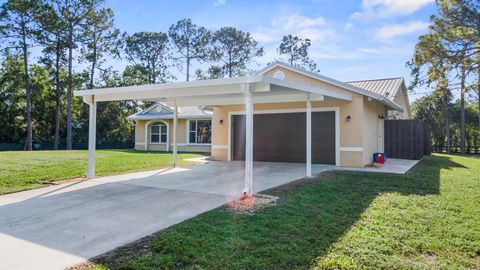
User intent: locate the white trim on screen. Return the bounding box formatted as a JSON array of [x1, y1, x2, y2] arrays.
[[135, 142, 145, 145], [166, 92, 325, 107], [75, 76, 261, 96], [173, 105, 178, 166], [244, 86, 254, 194], [128, 103, 173, 120], [339, 147, 364, 152], [86, 96, 96, 178], [168, 143, 211, 147], [212, 144, 228, 149], [306, 99, 312, 177], [227, 106, 340, 166], [145, 120, 169, 151]]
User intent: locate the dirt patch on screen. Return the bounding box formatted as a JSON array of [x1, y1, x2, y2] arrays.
[[226, 193, 278, 214], [42, 177, 85, 186]]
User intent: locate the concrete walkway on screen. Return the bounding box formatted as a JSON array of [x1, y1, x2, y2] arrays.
[[334, 158, 419, 174], [0, 161, 330, 270]]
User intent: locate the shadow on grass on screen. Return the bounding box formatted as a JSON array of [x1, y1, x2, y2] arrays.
[[88, 155, 465, 270]]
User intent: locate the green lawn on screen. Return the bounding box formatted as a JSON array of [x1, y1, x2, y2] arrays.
[[0, 149, 202, 195], [91, 154, 480, 270]]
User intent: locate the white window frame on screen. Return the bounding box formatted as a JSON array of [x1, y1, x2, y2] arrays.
[[187, 119, 212, 145], [150, 122, 168, 144]]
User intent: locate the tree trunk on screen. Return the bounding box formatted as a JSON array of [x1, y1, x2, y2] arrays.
[[186, 45, 190, 81], [186, 57, 190, 82], [22, 23, 32, 151], [89, 35, 97, 89], [445, 101, 451, 154], [66, 23, 73, 150], [151, 60, 156, 84], [54, 38, 61, 150], [477, 70, 480, 129], [228, 52, 232, 78], [460, 66, 466, 154]]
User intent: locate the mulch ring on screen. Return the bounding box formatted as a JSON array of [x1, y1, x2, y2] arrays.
[[226, 193, 279, 214]]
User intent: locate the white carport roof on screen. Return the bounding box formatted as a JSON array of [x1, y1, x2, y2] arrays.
[[74, 72, 403, 113], [74, 75, 354, 105]]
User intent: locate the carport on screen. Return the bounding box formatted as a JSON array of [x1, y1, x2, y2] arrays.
[[74, 75, 352, 194]]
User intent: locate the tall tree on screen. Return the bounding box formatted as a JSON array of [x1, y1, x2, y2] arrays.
[[410, 31, 454, 152], [82, 7, 120, 89], [123, 32, 170, 84], [0, 52, 27, 146], [53, 0, 101, 150], [278, 35, 319, 72], [37, 4, 68, 150], [194, 65, 223, 80], [211, 27, 263, 78], [411, 0, 480, 153], [433, 0, 480, 153], [0, 0, 42, 150], [168, 18, 211, 81]]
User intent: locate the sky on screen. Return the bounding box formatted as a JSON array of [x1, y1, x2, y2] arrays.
[[106, 0, 437, 100]]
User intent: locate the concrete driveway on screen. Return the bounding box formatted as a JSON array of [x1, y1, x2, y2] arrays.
[[0, 161, 330, 270]]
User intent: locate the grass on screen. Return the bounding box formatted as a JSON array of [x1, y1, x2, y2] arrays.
[[0, 149, 202, 195], [91, 154, 480, 270]]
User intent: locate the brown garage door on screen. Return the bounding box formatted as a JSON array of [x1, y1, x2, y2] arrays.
[[232, 112, 335, 164]]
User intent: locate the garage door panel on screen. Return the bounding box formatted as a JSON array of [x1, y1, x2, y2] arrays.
[[312, 111, 336, 164], [232, 111, 335, 164]]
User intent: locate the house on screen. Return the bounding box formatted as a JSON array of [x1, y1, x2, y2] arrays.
[[127, 62, 411, 168], [75, 61, 410, 194], [127, 104, 212, 153]]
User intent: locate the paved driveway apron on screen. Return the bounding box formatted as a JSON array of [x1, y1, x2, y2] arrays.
[[0, 161, 331, 270]]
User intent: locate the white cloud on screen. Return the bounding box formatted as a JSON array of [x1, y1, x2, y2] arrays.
[[375, 21, 429, 39], [352, 0, 434, 19], [344, 22, 354, 31], [213, 0, 225, 7], [252, 13, 335, 43]]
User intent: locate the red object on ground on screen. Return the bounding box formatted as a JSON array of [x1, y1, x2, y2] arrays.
[[376, 155, 385, 164]]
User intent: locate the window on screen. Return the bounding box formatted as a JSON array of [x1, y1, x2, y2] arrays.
[[150, 122, 167, 143], [188, 120, 211, 144]]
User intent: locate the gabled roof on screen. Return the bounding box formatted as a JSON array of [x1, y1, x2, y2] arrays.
[[127, 103, 212, 121], [257, 61, 403, 112], [347, 78, 404, 101]]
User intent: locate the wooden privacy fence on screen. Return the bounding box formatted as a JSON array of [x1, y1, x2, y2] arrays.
[[384, 120, 431, 160]]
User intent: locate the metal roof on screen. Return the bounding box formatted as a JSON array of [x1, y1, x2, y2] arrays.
[[346, 78, 404, 101], [257, 61, 403, 112]]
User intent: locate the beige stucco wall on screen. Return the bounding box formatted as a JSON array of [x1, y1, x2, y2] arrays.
[[133, 119, 210, 153], [362, 97, 388, 164], [389, 87, 411, 119], [211, 66, 371, 167]]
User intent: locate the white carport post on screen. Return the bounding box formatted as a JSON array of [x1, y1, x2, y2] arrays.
[[244, 83, 254, 195], [173, 103, 178, 167], [306, 97, 312, 177], [85, 95, 96, 178]]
